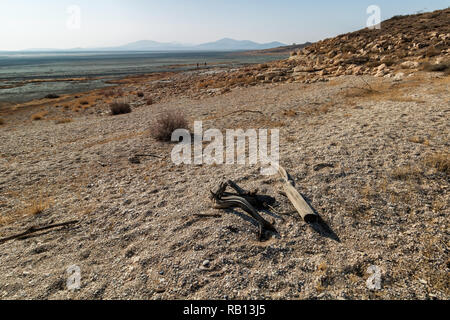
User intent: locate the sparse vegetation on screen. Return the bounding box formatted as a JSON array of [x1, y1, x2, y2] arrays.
[[282, 109, 297, 117], [424, 152, 450, 174], [408, 136, 430, 145], [0, 118, 4, 125], [137, 91, 144, 98], [110, 102, 132, 115], [425, 48, 441, 57], [151, 110, 188, 141], [103, 89, 116, 97], [31, 111, 48, 121], [55, 118, 73, 124], [391, 165, 422, 180], [104, 88, 123, 98], [422, 60, 450, 75], [25, 196, 52, 216]]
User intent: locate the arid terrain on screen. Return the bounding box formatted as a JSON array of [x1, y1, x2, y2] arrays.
[[0, 9, 448, 300]]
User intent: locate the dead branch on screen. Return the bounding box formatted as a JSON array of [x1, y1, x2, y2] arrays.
[[210, 181, 277, 241], [277, 165, 318, 223], [0, 220, 79, 244], [225, 179, 275, 209]]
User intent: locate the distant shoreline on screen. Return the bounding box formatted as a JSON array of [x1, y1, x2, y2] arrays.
[[0, 51, 288, 104]]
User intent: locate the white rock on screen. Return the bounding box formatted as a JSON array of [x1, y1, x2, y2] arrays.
[[401, 61, 419, 69], [377, 64, 387, 71], [393, 72, 405, 81]]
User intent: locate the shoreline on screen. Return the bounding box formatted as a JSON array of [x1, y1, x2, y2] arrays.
[[0, 51, 289, 105]]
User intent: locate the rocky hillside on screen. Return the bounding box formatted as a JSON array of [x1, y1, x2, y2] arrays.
[[193, 8, 449, 88], [283, 8, 450, 82]]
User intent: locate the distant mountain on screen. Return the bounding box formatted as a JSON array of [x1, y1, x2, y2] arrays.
[[21, 38, 286, 52], [106, 40, 188, 51], [192, 38, 286, 51]]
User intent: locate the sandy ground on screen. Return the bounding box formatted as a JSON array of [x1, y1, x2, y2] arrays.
[[0, 71, 448, 300]]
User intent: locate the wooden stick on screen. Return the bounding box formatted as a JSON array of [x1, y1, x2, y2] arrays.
[[0, 220, 79, 244], [277, 165, 318, 223]]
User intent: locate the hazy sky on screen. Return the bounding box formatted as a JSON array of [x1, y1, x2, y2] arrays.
[[1, 0, 449, 50]]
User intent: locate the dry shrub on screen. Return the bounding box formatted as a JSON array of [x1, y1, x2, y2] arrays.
[[408, 136, 429, 145], [115, 88, 124, 97], [31, 111, 48, 121], [146, 98, 154, 105], [425, 48, 441, 57], [151, 110, 188, 141], [258, 64, 269, 70], [382, 59, 396, 67], [343, 77, 427, 103], [0, 118, 4, 125], [137, 91, 144, 98], [424, 152, 450, 174], [110, 102, 131, 115], [55, 118, 73, 124], [103, 89, 116, 97], [391, 165, 422, 180], [422, 60, 450, 74], [25, 196, 52, 216], [104, 88, 123, 98], [197, 74, 255, 90], [283, 109, 297, 117], [80, 100, 89, 105]]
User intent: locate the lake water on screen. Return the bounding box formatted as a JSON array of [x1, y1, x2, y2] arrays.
[[0, 51, 287, 103]]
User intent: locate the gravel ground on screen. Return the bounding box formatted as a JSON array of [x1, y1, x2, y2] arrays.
[[0, 72, 448, 300]]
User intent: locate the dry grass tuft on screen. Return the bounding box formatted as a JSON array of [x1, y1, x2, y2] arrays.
[[55, 118, 73, 124], [391, 165, 422, 180], [343, 77, 428, 103], [25, 196, 52, 216], [432, 196, 447, 212], [408, 136, 430, 145], [110, 102, 132, 115], [283, 109, 297, 117], [31, 111, 48, 121], [422, 60, 450, 75], [424, 152, 450, 174], [151, 110, 188, 142], [103, 89, 116, 97]]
